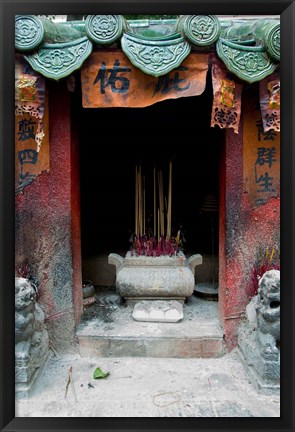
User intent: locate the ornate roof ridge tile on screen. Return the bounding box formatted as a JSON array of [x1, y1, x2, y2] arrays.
[[15, 15, 85, 52], [216, 37, 278, 83], [85, 15, 124, 45], [121, 32, 191, 77], [15, 15, 280, 82], [24, 36, 93, 80], [177, 15, 221, 47]]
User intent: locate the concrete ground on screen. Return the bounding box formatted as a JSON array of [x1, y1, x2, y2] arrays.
[[15, 347, 280, 417]]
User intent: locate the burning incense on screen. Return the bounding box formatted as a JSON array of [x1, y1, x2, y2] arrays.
[[160, 171, 164, 236], [135, 166, 138, 236], [167, 160, 172, 238], [158, 208, 160, 241], [143, 176, 145, 236], [158, 171, 163, 236], [139, 166, 142, 236], [153, 168, 156, 237]]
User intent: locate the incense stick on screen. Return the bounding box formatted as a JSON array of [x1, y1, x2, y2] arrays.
[[167, 160, 172, 238], [154, 168, 156, 237], [143, 176, 145, 236], [135, 166, 138, 236]]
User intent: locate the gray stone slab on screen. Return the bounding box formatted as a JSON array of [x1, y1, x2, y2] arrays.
[[76, 294, 225, 358], [132, 300, 183, 322], [77, 294, 223, 339], [78, 335, 224, 358]]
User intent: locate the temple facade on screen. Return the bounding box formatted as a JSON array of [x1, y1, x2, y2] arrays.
[[15, 15, 280, 353]]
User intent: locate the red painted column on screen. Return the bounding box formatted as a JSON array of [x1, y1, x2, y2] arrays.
[[71, 98, 83, 324], [219, 124, 280, 350], [15, 80, 83, 352]]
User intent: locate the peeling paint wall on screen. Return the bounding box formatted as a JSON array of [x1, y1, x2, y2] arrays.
[[15, 80, 82, 353], [218, 92, 280, 350]]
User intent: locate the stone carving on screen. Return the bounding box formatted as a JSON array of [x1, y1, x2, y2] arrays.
[[15, 277, 49, 398], [15, 15, 44, 52], [132, 300, 183, 322], [85, 15, 124, 45], [256, 269, 280, 359], [121, 33, 191, 77], [180, 15, 221, 46], [238, 269, 280, 393], [216, 38, 278, 83], [108, 252, 202, 302], [24, 37, 93, 80]]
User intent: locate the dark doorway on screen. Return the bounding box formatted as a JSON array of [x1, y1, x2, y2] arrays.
[[75, 70, 224, 289]]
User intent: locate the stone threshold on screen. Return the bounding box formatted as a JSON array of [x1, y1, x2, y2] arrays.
[[76, 292, 225, 359]]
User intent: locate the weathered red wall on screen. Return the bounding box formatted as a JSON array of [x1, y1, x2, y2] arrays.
[[15, 80, 82, 352], [219, 123, 280, 351], [71, 94, 83, 324]]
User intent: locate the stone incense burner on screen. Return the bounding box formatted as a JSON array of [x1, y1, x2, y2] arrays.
[[108, 252, 202, 303]]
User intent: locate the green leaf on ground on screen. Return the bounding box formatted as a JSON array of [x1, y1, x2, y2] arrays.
[[93, 367, 110, 379]]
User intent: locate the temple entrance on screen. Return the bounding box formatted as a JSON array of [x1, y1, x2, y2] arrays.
[[77, 70, 224, 297], [73, 70, 226, 357]]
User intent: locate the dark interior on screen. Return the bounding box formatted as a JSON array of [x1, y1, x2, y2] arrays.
[[73, 69, 224, 272]]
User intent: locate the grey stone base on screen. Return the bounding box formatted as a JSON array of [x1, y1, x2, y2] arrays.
[[15, 350, 52, 399], [15, 330, 50, 399], [238, 323, 280, 395], [126, 297, 185, 306], [132, 300, 183, 322], [78, 335, 225, 358]]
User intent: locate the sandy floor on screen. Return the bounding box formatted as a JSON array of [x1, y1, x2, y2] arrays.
[[15, 348, 280, 418]]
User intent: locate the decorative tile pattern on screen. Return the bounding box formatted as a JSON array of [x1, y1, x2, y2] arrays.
[[216, 38, 278, 83], [182, 15, 221, 46], [85, 15, 123, 45], [121, 33, 191, 77], [24, 37, 93, 80], [15, 15, 44, 52]]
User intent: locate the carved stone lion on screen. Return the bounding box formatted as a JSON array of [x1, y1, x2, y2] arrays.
[[256, 269, 280, 359], [15, 277, 49, 397]]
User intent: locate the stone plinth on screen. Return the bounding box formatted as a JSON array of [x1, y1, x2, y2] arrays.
[[237, 270, 280, 394], [238, 322, 280, 394], [15, 277, 50, 398]]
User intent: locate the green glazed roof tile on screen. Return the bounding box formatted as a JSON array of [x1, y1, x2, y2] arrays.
[[15, 15, 280, 82], [15, 15, 44, 52], [177, 15, 221, 46], [24, 37, 93, 80], [121, 32, 191, 77], [216, 38, 278, 83], [85, 15, 124, 45]]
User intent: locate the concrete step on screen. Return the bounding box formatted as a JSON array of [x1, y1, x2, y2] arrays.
[[76, 293, 225, 359]]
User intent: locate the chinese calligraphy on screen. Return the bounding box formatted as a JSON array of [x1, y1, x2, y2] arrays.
[[92, 61, 192, 97], [153, 66, 190, 95], [255, 147, 277, 193], [17, 117, 36, 141], [93, 59, 131, 94], [18, 149, 38, 183], [256, 120, 277, 141], [255, 147, 276, 168]]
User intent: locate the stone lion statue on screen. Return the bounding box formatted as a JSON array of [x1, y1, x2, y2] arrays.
[[256, 269, 280, 359]]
